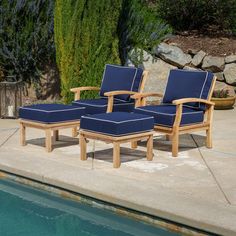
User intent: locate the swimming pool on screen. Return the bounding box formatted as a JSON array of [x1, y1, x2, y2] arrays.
[[0, 179, 179, 236]]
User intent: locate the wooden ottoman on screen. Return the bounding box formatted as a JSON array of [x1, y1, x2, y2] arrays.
[[19, 104, 86, 152], [79, 112, 154, 168]]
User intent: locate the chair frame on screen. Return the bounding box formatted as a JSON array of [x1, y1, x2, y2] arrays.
[[70, 70, 149, 136], [131, 76, 217, 157]]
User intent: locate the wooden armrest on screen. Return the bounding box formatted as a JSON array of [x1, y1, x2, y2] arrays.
[[70, 86, 100, 100], [104, 90, 137, 97], [173, 98, 215, 106], [131, 92, 163, 99], [70, 86, 100, 93]]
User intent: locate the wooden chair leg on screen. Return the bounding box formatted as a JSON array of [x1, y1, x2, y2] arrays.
[[45, 129, 52, 152], [53, 130, 59, 142], [172, 130, 179, 157], [113, 142, 120, 168], [206, 126, 212, 148], [146, 135, 153, 161], [131, 141, 138, 149], [72, 127, 78, 137], [80, 134, 87, 160], [20, 123, 26, 146]]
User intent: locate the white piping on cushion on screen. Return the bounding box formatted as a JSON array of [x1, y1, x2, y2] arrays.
[[21, 119, 81, 124], [154, 121, 203, 128], [130, 67, 138, 92], [81, 116, 153, 124], [81, 129, 153, 137], [73, 101, 134, 107], [20, 107, 85, 113], [135, 107, 203, 116], [99, 96, 130, 103]]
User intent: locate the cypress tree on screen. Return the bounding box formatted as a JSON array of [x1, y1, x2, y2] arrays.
[[54, 0, 121, 103]]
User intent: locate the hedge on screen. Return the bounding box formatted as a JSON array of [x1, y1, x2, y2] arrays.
[[54, 0, 122, 103]]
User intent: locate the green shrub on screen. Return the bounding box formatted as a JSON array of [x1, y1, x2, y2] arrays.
[[119, 0, 172, 65], [54, 0, 122, 103], [0, 0, 55, 83], [157, 0, 236, 33]]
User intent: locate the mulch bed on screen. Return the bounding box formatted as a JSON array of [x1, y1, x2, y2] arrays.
[[166, 34, 236, 57]]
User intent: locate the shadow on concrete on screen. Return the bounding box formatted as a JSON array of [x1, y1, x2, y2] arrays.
[[87, 147, 146, 164], [27, 135, 78, 150], [137, 134, 206, 153]]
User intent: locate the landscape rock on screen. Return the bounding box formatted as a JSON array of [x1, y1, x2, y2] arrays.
[[223, 63, 236, 85], [214, 72, 224, 82], [154, 43, 192, 68], [225, 55, 236, 64], [187, 48, 199, 56], [202, 56, 225, 72], [191, 50, 206, 67], [142, 52, 177, 101], [183, 66, 200, 71], [214, 81, 236, 97]]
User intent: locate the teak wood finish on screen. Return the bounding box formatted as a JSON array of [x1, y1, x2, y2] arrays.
[[70, 70, 149, 137], [79, 130, 154, 168], [19, 119, 81, 152], [131, 76, 217, 157]]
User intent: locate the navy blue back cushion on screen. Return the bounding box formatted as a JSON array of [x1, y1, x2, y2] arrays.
[[100, 64, 143, 101], [163, 69, 214, 110]]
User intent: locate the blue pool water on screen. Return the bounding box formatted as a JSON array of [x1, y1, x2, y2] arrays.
[[0, 179, 180, 236]]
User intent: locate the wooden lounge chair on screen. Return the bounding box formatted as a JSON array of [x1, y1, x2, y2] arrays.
[[132, 69, 216, 157], [70, 64, 148, 136]]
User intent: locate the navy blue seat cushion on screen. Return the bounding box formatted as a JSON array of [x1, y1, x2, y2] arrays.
[[134, 105, 204, 127], [163, 69, 214, 110], [99, 64, 143, 101], [19, 104, 86, 123], [72, 98, 135, 115], [80, 112, 154, 136]]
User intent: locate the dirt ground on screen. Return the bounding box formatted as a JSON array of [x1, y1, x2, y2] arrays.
[[166, 34, 236, 56]]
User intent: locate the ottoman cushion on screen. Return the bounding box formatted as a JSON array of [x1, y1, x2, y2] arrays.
[[19, 104, 86, 123], [80, 112, 154, 136]]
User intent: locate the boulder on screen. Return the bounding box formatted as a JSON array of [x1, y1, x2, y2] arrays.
[[191, 50, 206, 67], [223, 63, 236, 85], [154, 43, 192, 68], [142, 51, 177, 102], [214, 81, 235, 97], [225, 55, 236, 64], [183, 66, 200, 71], [214, 72, 224, 82], [202, 56, 225, 72], [187, 48, 199, 56]]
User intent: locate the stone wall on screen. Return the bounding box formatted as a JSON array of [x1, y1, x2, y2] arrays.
[[138, 42, 236, 101]]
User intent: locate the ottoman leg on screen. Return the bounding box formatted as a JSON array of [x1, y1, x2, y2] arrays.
[[80, 134, 87, 160], [72, 127, 78, 137], [45, 129, 52, 152], [113, 142, 120, 168], [131, 141, 138, 149], [53, 130, 59, 142], [20, 123, 26, 146], [146, 135, 153, 161]]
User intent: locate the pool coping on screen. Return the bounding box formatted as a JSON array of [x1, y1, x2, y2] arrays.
[[0, 162, 235, 236]]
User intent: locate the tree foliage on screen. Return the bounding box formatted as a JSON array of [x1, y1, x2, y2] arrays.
[[54, 0, 122, 103], [0, 0, 55, 82], [157, 0, 236, 33], [119, 0, 172, 65]]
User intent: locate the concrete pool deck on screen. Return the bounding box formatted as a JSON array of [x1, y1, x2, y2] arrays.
[[0, 108, 236, 235]]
